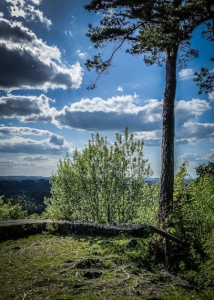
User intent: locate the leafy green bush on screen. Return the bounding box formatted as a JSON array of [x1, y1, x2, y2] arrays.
[[171, 162, 214, 290], [172, 162, 214, 244], [44, 127, 158, 223], [0, 196, 28, 220]]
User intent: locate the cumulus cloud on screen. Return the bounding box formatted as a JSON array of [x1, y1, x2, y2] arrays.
[[0, 136, 69, 155], [0, 94, 212, 147], [53, 96, 212, 144], [5, 0, 51, 27], [175, 99, 211, 126], [0, 18, 83, 91], [0, 94, 56, 122], [178, 68, 194, 80], [176, 121, 214, 144], [0, 126, 70, 155], [134, 130, 161, 146], [54, 96, 162, 131], [25, 5, 52, 27], [0, 126, 50, 136]]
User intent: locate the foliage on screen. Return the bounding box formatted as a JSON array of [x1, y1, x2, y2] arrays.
[[45, 127, 158, 223], [172, 162, 214, 244], [134, 181, 159, 225], [171, 162, 214, 290], [195, 161, 214, 178], [194, 57, 214, 95], [85, 0, 213, 85], [0, 195, 28, 221]]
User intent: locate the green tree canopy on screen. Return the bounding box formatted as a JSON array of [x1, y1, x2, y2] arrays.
[[45, 127, 158, 223]]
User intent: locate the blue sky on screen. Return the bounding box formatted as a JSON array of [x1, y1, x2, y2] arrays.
[[0, 0, 213, 178]]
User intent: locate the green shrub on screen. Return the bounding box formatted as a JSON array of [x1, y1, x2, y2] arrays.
[[44, 127, 157, 223], [0, 196, 28, 220], [171, 162, 214, 290]]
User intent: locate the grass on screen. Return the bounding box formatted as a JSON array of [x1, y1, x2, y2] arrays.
[[0, 233, 213, 300]]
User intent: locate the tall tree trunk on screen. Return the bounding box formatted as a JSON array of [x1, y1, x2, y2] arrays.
[[158, 46, 178, 267]]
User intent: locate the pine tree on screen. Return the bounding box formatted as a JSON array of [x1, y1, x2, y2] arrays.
[[84, 0, 214, 230]]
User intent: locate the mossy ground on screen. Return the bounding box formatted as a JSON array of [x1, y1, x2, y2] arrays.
[[0, 233, 212, 300]]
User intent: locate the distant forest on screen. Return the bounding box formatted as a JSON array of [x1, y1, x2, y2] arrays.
[[0, 178, 51, 215]]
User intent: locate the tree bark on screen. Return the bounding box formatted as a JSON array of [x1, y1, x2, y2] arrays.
[[158, 46, 178, 267], [158, 47, 178, 229]]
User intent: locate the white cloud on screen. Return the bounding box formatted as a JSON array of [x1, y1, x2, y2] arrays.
[[0, 125, 72, 148], [0, 19, 84, 91], [0, 136, 70, 155], [117, 86, 123, 93], [0, 94, 57, 122], [54, 96, 162, 131], [176, 99, 210, 116], [64, 30, 72, 37], [53, 96, 213, 146], [0, 93, 213, 148], [178, 68, 194, 80], [0, 126, 50, 136], [134, 130, 161, 146], [6, 0, 51, 27], [53, 95, 214, 145], [26, 5, 52, 27], [176, 121, 214, 144], [10, 5, 26, 17], [30, 0, 42, 5], [76, 49, 87, 59], [179, 149, 214, 163], [175, 99, 211, 127], [0, 126, 71, 155], [180, 153, 204, 161], [54, 95, 211, 131]]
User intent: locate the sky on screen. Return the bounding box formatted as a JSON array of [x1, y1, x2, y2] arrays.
[[0, 0, 213, 178]]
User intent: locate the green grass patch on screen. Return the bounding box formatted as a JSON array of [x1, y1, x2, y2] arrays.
[[0, 234, 211, 300]]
